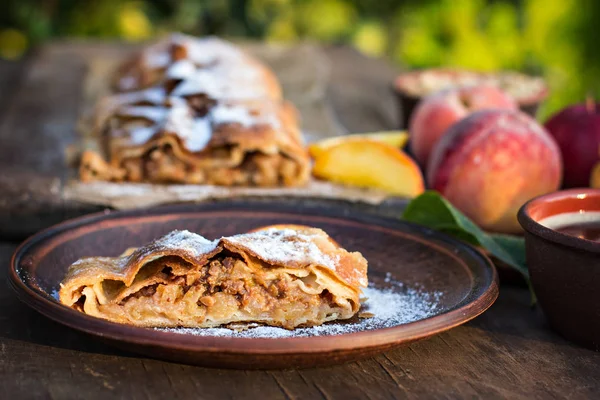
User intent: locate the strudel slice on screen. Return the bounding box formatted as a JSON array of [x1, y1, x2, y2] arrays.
[[58, 226, 368, 329]]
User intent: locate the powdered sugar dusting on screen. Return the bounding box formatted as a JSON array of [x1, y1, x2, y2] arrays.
[[129, 126, 160, 144], [166, 59, 197, 80], [179, 35, 244, 65], [118, 99, 280, 152], [171, 70, 229, 98], [153, 230, 217, 257], [161, 99, 212, 152], [140, 34, 243, 71], [144, 51, 171, 69], [156, 284, 443, 338], [114, 87, 167, 106], [171, 68, 269, 100], [211, 103, 261, 127], [209, 102, 280, 130], [225, 227, 338, 270], [100, 34, 286, 154], [187, 118, 213, 151], [118, 105, 169, 123]]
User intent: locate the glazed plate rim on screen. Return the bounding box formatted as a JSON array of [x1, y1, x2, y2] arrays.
[[9, 200, 499, 355]]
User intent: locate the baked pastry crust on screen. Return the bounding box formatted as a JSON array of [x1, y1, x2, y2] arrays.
[[80, 34, 310, 187], [80, 96, 310, 185], [113, 33, 282, 100], [58, 226, 368, 329]]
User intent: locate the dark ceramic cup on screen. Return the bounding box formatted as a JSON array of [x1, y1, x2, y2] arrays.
[[518, 188, 600, 350]]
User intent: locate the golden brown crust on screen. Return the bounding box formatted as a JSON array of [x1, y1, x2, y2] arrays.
[[59, 226, 368, 329]]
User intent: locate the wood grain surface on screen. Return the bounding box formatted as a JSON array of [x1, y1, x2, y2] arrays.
[[2, 42, 600, 399], [2, 242, 599, 399], [0, 48, 104, 239]]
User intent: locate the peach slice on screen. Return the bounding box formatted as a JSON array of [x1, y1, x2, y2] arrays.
[[309, 131, 408, 159], [312, 139, 425, 198]]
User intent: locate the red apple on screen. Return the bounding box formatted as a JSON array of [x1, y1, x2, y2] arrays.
[[544, 100, 600, 188], [428, 109, 562, 233], [591, 159, 600, 188], [409, 85, 517, 167]]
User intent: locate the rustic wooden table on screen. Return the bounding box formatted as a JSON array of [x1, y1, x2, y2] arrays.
[[1, 42, 599, 399]]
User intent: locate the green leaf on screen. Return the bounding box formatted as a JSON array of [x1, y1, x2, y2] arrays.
[[402, 191, 528, 278], [489, 233, 527, 268]]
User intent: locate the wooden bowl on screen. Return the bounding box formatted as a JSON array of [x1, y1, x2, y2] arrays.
[[392, 68, 548, 129], [10, 199, 498, 369], [518, 188, 600, 350]]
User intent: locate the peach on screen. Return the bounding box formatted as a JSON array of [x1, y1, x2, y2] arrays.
[[311, 138, 425, 198], [409, 85, 517, 167], [427, 109, 562, 233]]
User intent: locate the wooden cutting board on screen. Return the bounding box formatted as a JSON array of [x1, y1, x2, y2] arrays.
[[0, 41, 404, 239]]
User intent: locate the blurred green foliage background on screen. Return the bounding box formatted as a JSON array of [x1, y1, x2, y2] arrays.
[[0, 0, 597, 120]]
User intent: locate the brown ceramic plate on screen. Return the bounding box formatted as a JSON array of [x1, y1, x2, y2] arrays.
[[9, 199, 498, 369]]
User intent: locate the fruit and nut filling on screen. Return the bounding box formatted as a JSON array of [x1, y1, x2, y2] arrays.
[[82, 140, 301, 186], [121, 145, 300, 185], [79, 255, 344, 329]]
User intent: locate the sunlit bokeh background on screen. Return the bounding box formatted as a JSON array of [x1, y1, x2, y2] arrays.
[[1, 0, 597, 119]]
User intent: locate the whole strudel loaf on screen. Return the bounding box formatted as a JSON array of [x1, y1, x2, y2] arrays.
[[80, 34, 310, 187]]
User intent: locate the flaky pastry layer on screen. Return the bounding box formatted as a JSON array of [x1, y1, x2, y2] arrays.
[[80, 98, 310, 186], [59, 226, 368, 329]]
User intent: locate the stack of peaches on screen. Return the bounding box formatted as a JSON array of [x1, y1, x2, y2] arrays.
[[310, 69, 600, 235]]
